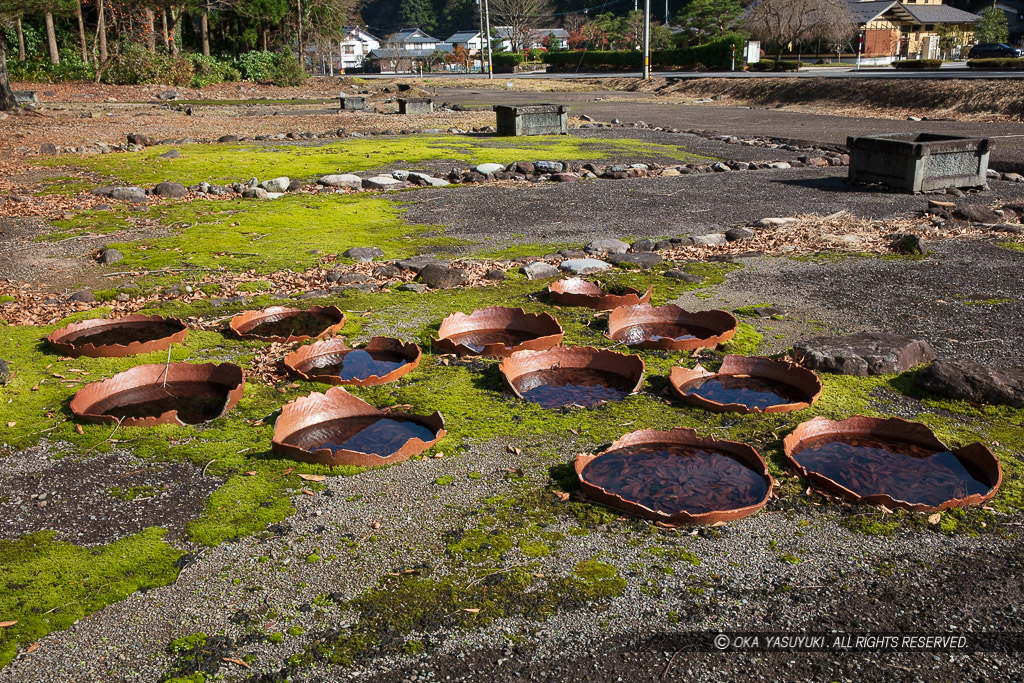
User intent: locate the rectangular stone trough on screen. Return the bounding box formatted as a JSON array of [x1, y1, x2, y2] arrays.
[[847, 133, 991, 193], [494, 104, 569, 136], [339, 95, 366, 111], [398, 98, 433, 114]]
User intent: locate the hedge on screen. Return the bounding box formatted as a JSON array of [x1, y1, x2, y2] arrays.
[[893, 59, 942, 70], [543, 33, 745, 71], [491, 52, 527, 67], [967, 58, 1024, 69], [747, 60, 802, 72]]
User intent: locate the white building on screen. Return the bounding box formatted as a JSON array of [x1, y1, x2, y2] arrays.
[[339, 27, 381, 70], [447, 30, 485, 52]]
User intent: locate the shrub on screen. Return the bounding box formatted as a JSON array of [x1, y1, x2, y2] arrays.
[[491, 52, 526, 67], [747, 59, 802, 72], [101, 44, 194, 85], [8, 56, 95, 83], [894, 59, 942, 70], [236, 51, 279, 81], [187, 54, 241, 87], [543, 33, 744, 71], [236, 51, 306, 85], [966, 57, 1024, 69], [267, 53, 306, 86]]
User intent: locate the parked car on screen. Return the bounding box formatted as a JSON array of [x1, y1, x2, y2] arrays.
[[967, 43, 1023, 59]]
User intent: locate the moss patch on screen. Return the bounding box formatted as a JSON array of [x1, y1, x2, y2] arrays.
[[54, 135, 718, 187], [0, 528, 181, 667]]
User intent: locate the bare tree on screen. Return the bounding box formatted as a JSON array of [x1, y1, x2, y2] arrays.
[[490, 0, 550, 52], [744, 0, 854, 61]]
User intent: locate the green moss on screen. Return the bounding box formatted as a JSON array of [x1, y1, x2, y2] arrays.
[[55, 135, 717, 186], [733, 303, 772, 317], [962, 298, 1014, 306], [0, 295, 14, 304], [0, 528, 181, 667], [998, 241, 1024, 254], [402, 639, 426, 656], [287, 626, 304, 636], [306, 553, 321, 563], [518, 540, 551, 557], [435, 475, 455, 486], [187, 473, 294, 546], [778, 553, 802, 564], [168, 632, 208, 654], [107, 484, 157, 501], [720, 322, 763, 355], [572, 559, 626, 598], [269, 632, 284, 644], [467, 471, 483, 480]]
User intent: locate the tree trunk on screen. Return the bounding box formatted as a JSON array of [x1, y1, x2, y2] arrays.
[[16, 17, 26, 61], [45, 12, 60, 65], [296, 0, 303, 66], [262, 29, 268, 52], [97, 0, 108, 63], [201, 5, 210, 57], [0, 39, 17, 111], [169, 7, 180, 56], [76, 1, 89, 62], [161, 11, 170, 50], [145, 9, 156, 51]]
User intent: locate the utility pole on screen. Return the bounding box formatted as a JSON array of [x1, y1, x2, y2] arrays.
[[478, 0, 486, 75], [643, 0, 651, 79], [483, 0, 494, 79]]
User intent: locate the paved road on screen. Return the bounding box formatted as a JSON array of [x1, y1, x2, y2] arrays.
[[356, 66, 1024, 80], [432, 88, 1024, 171]]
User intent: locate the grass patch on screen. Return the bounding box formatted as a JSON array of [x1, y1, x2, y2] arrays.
[[51, 135, 717, 187], [0, 528, 181, 667]]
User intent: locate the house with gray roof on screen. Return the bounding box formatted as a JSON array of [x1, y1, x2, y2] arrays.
[[846, 0, 979, 59]]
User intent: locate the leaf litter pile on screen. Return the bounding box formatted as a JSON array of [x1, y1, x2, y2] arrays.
[[582, 444, 768, 516]]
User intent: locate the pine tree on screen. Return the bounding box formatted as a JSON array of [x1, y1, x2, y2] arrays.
[[398, 0, 438, 33]]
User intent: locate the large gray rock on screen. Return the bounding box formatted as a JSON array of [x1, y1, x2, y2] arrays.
[[664, 269, 702, 283], [260, 177, 290, 193], [127, 133, 155, 147], [344, 246, 384, 262], [791, 333, 935, 376], [159, 150, 181, 160], [396, 256, 446, 273], [915, 359, 1024, 407], [520, 262, 559, 280], [99, 248, 123, 265], [109, 187, 148, 203], [407, 172, 449, 187], [560, 258, 611, 275], [692, 233, 728, 247], [534, 160, 563, 173], [153, 182, 187, 198], [584, 239, 630, 256], [418, 263, 468, 289], [608, 252, 662, 269], [242, 187, 269, 200], [69, 290, 95, 303], [318, 174, 363, 190]]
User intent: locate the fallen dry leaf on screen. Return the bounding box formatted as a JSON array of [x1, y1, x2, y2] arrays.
[[243, 470, 257, 476], [75, 424, 84, 435], [0, 621, 17, 628], [297, 473, 325, 482], [553, 491, 570, 502], [300, 488, 314, 496], [462, 608, 481, 614], [928, 513, 942, 525], [25, 643, 40, 654], [6, 422, 14, 428], [222, 657, 250, 669]]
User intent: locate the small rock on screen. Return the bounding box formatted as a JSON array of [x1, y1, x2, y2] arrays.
[[398, 283, 429, 293], [344, 247, 384, 262], [692, 233, 728, 247], [158, 149, 181, 160], [608, 252, 663, 269], [584, 238, 630, 256], [242, 187, 269, 199], [373, 264, 401, 279], [153, 181, 187, 198], [915, 359, 1024, 407], [99, 248, 123, 265], [260, 177, 290, 193], [519, 262, 559, 280], [560, 258, 612, 275], [752, 217, 798, 229], [109, 187, 148, 203], [534, 161, 563, 173], [218, 135, 240, 143], [791, 333, 935, 376], [1003, 172, 1024, 183], [551, 172, 580, 182], [157, 89, 178, 100], [954, 203, 1000, 224], [0, 359, 8, 385], [39, 143, 57, 155], [69, 290, 95, 303], [127, 133, 155, 147], [418, 263, 468, 289], [396, 256, 445, 273], [664, 270, 702, 283], [474, 163, 504, 175], [484, 268, 506, 280], [889, 233, 927, 255], [631, 239, 657, 252], [318, 174, 363, 190], [725, 227, 755, 242], [362, 176, 406, 190]]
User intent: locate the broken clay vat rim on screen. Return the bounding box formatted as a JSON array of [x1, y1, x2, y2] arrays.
[[228, 305, 347, 343], [283, 336, 422, 387], [46, 314, 188, 358], [574, 427, 774, 525], [498, 345, 645, 406], [432, 306, 564, 358], [69, 362, 246, 427], [606, 303, 738, 351], [782, 415, 1002, 512], [546, 278, 653, 311], [272, 386, 446, 468], [669, 355, 823, 414]]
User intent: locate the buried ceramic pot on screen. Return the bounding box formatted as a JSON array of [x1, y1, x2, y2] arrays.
[[272, 386, 446, 467], [546, 277, 653, 311], [229, 305, 346, 343], [575, 427, 773, 525], [47, 314, 188, 358], [432, 306, 564, 358], [498, 346, 644, 408], [70, 362, 245, 427], [670, 355, 823, 414], [783, 415, 1001, 512], [606, 303, 737, 351], [284, 337, 421, 387]]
